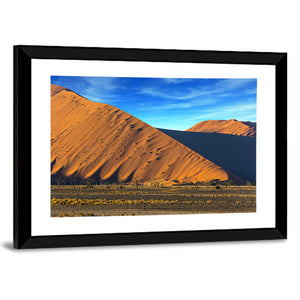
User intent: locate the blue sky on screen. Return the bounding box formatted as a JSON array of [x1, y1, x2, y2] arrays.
[[51, 76, 257, 131]]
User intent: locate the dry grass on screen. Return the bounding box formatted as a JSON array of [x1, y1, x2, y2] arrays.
[[51, 184, 256, 217]]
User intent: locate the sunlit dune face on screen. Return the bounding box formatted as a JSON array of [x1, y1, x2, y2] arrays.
[[51, 84, 233, 184], [187, 119, 256, 137]]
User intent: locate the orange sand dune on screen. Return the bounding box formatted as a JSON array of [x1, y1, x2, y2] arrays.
[[187, 119, 256, 137], [51, 84, 234, 184]]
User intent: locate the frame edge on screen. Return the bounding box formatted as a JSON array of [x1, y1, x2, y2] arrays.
[[20, 228, 285, 249], [275, 53, 287, 239], [17, 45, 285, 65], [13, 46, 32, 249]]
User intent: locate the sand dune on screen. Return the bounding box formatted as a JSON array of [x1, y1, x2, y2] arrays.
[[187, 119, 256, 137], [51, 84, 235, 184], [159, 128, 256, 182]]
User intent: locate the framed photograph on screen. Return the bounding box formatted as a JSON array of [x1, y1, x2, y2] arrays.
[[14, 45, 287, 249]]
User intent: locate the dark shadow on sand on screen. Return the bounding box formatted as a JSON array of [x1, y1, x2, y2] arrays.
[[158, 128, 256, 182]]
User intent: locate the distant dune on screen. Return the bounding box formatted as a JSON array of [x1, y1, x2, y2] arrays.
[[51, 84, 236, 184], [187, 119, 256, 137], [159, 128, 256, 182]]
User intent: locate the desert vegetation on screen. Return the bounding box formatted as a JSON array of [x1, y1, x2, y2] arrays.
[[51, 181, 256, 217]]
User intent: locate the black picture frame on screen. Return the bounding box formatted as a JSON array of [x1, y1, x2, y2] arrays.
[[13, 45, 287, 249]]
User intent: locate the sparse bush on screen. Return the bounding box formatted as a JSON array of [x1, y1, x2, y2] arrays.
[[56, 176, 63, 187], [225, 180, 234, 187], [72, 171, 78, 189], [152, 178, 165, 188], [85, 177, 94, 188], [208, 179, 220, 186]]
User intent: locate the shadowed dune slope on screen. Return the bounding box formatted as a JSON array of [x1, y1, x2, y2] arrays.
[[187, 119, 256, 137], [51, 84, 234, 184], [159, 128, 256, 182]]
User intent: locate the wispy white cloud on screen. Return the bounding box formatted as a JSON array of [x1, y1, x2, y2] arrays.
[[77, 77, 123, 103], [138, 98, 219, 110], [186, 102, 257, 123], [218, 102, 256, 113], [82, 77, 119, 91], [215, 79, 256, 90], [138, 78, 256, 101], [138, 87, 215, 100]]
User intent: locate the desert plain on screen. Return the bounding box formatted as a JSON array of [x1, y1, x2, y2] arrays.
[[51, 184, 256, 217]]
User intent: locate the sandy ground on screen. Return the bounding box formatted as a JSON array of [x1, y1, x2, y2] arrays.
[[51, 185, 256, 217]]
